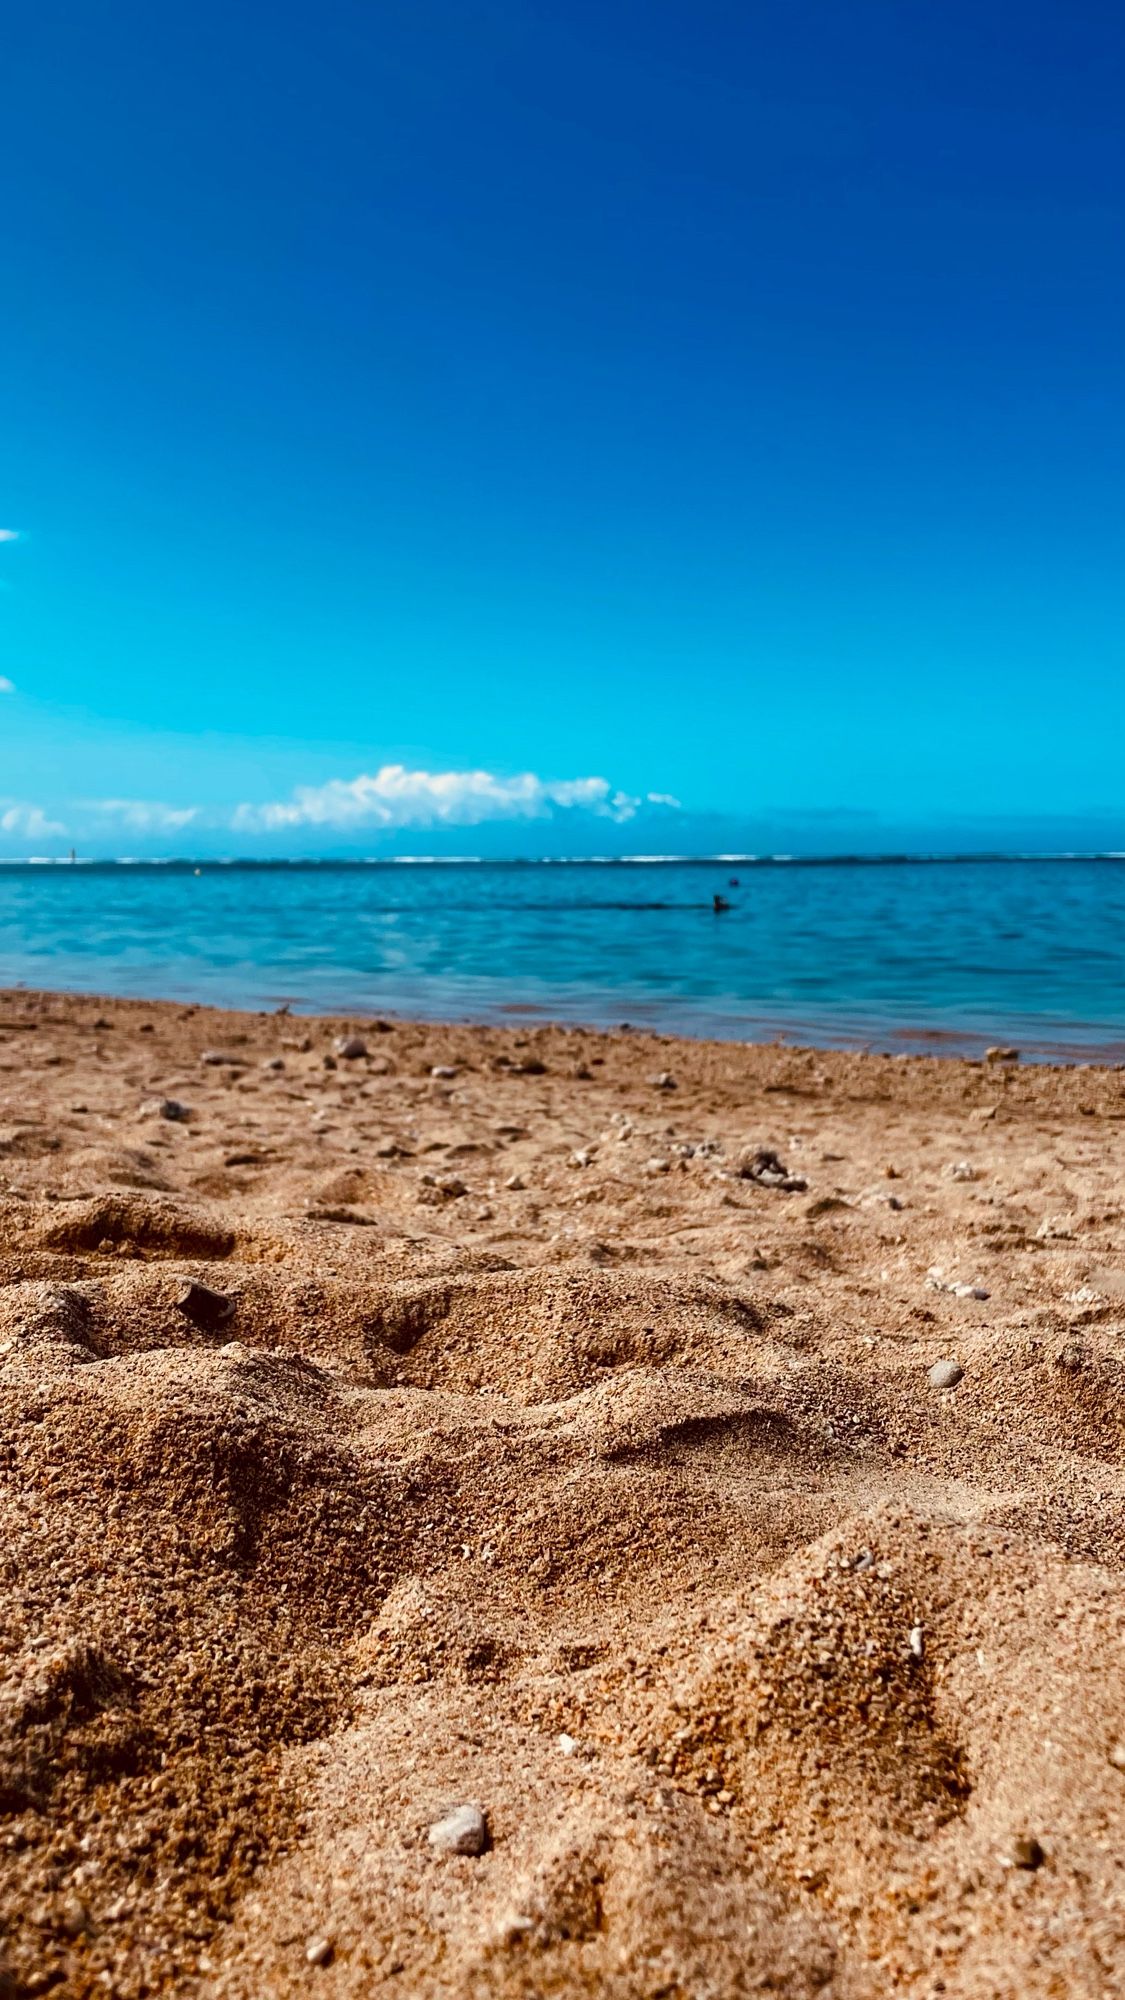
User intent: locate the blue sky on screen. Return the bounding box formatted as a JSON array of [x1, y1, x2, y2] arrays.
[[2, 0, 1123, 856]]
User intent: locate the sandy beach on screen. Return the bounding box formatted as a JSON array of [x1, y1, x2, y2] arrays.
[[3, 988, 1125, 1998]]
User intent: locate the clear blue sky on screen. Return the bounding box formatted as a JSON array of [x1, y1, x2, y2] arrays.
[[2, 1, 1122, 855]]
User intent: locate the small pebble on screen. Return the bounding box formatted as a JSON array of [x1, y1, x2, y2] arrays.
[[557, 1733, 578, 1756], [140, 1097, 189, 1122], [431, 1065, 458, 1080], [927, 1358, 964, 1390], [645, 1158, 671, 1175], [650, 1072, 677, 1090], [305, 1936, 334, 1967], [1007, 1834, 1045, 1870], [176, 1279, 236, 1329], [908, 1624, 925, 1659], [985, 1046, 1020, 1065], [427, 1803, 489, 1856], [59, 1896, 88, 1938], [505, 1173, 526, 1191], [200, 1049, 242, 1066], [335, 1036, 367, 1060], [1107, 1742, 1125, 1771], [945, 1160, 978, 1182], [1056, 1340, 1088, 1373]]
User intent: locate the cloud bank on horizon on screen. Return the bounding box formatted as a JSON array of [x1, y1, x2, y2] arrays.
[[232, 766, 663, 832], [0, 764, 680, 855]]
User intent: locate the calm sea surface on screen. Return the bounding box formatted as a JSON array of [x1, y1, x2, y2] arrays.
[[0, 858, 1122, 1060]]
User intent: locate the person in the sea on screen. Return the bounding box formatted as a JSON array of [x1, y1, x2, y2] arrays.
[[713, 892, 731, 913]]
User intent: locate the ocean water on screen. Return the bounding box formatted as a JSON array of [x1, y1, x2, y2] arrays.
[[0, 857, 1122, 1061]]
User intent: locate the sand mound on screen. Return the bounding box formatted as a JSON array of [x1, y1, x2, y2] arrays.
[[3, 994, 1125, 1996]]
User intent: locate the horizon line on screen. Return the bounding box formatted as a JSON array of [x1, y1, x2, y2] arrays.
[[2, 850, 1125, 870]]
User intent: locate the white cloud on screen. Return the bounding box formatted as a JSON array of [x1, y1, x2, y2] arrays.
[[0, 531, 18, 544], [0, 678, 13, 694], [233, 765, 648, 832], [85, 799, 200, 831], [0, 803, 66, 839]]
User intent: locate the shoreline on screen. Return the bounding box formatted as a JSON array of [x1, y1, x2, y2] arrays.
[[3, 980, 1123, 1068], [3, 987, 1125, 1996]]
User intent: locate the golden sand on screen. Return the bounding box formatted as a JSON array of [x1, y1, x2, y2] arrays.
[[3, 991, 1125, 1997]]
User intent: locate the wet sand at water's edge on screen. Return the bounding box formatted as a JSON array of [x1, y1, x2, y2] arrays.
[[3, 990, 1125, 1997]]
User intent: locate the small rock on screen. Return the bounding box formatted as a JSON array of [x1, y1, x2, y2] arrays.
[[322, 1053, 338, 1070], [505, 1173, 526, 1191], [335, 1036, 367, 1060], [927, 1270, 989, 1300], [985, 1046, 1020, 1065], [140, 1097, 189, 1122], [650, 1072, 677, 1091], [557, 1733, 578, 1756], [1108, 1742, 1125, 1771], [908, 1624, 925, 1659], [305, 1936, 334, 1967], [1007, 1834, 1045, 1870], [59, 1896, 89, 1938], [570, 1148, 594, 1169], [1057, 1340, 1088, 1373], [644, 1157, 671, 1175], [431, 1065, 458, 1080], [736, 1147, 807, 1192], [427, 1803, 489, 1857], [927, 1358, 964, 1390], [944, 1160, 978, 1182], [511, 1057, 547, 1076], [436, 1175, 467, 1198], [175, 1279, 236, 1329], [200, 1050, 243, 1066], [1036, 1215, 1074, 1240], [262, 1056, 285, 1072]]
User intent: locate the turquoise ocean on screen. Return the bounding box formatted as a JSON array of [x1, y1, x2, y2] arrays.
[[0, 856, 1122, 1061]]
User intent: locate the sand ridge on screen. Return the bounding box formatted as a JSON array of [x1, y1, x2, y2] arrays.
[[2, 990, 1125, 1996]]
